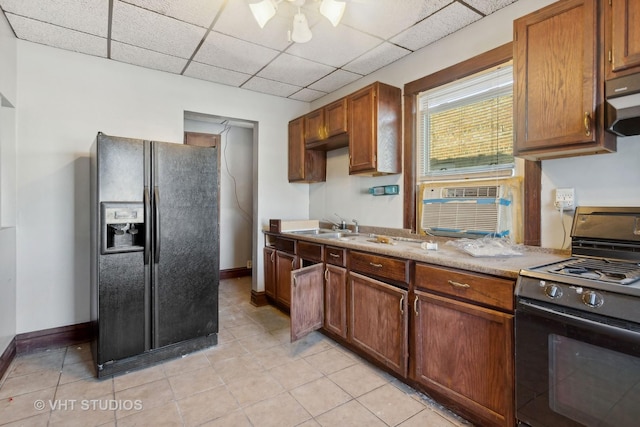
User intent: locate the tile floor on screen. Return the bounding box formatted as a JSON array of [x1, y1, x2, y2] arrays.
[[0, 277, 472, 426]]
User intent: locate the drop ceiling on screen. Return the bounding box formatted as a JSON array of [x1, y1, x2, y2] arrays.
[[0, 0, 519, 102]]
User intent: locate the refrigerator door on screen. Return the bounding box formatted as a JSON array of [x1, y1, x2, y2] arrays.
[[152, 141, 219, 348], [96, 134, 150, 363]]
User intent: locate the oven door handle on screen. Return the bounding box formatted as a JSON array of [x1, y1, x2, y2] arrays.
[[518, 300, 640, 342]]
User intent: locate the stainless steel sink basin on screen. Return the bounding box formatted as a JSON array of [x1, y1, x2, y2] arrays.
[[289, 229, 359, 239]]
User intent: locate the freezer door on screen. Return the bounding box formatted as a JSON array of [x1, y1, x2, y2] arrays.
[[95, 134, 150, 363], [152, 141, 219, 348]]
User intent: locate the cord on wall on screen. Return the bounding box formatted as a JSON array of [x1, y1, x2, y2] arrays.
[[219, 121, 252, 225]]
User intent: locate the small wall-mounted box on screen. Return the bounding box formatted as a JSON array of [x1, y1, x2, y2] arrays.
[[369, 185, 399, 196]]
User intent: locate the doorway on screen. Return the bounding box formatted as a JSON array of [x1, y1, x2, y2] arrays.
[[184, 112, 254, 279]]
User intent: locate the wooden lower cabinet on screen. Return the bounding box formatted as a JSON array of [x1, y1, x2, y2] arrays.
[[263, 247, 276, 299], [290, 264, 324, 341], [349, 272, 408, 376], [275, 251, 298, 308], [324, 264, 348, 339], [412, 289, 514, 427]]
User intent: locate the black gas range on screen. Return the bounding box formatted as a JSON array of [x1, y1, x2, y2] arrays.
[[515, 206, 640, 427]]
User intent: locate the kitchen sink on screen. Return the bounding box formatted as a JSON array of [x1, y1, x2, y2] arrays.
[[289, 229, 359, 239]]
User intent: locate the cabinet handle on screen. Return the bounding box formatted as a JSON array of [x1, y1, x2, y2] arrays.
[[329, 253, 340, 258], [369, 262, 383, 268], [400, 295, 404, 315], [584, 112, 591, 136], [324, 268, 329, 281], [448, 280, 470, 289], [291, 259, 295, 268], [414, 295, 419, 316]]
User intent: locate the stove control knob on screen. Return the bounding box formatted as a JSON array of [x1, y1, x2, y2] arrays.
[[544, 284, 562, 299], [582, 291, 604, 308]]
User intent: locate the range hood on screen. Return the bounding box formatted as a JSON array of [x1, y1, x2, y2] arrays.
[[606, 74, 640, 137]]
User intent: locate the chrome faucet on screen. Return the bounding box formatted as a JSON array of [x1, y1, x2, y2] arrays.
[[352, 218, 359, 233]]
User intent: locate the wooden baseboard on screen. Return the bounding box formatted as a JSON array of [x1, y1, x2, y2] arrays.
[[16, 322, 94, 355], [0, 337, 17, 381], [251, 290, 269, 307], [220, 267, 252, 280]]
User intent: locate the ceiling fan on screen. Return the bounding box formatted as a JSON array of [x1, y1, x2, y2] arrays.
[[249, 0, 347, 43]]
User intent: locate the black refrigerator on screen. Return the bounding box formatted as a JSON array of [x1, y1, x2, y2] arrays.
[[90, 132, 219, 378]]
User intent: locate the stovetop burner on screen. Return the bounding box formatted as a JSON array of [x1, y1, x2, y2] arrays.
[[547, 257, 640, 285]]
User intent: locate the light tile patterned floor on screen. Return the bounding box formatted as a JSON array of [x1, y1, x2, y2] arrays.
[[0, 277, 472, 426]]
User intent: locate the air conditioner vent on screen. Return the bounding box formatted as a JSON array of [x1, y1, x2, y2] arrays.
[[443, 185, 499, 199]]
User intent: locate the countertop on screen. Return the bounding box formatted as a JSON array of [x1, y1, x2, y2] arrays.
[[269, 227, 569, 280]]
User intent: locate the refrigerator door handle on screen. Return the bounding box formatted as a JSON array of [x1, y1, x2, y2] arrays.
[[154, 186, 161, 264], [144, 187, 151, 265]]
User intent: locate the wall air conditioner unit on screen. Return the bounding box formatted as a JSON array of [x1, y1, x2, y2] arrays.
[[420, 181, 517, 239]]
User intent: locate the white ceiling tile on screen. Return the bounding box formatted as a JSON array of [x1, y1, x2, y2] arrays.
[[289, 88, 327, 102], [464, 0, 518, 15], [286, 21, 381, 68], [4, 13, 106, 57], [308, 69, 361, 93], [390, 3, 482, 51], [119, 0, 225, 28], [111, 0, 206, 58], [341, 0, 453, 40], [212, 0, 292, 51], [242, 76, 300, 98], [193, 31, 280, 75], [257, 53, 335, 87], [111, 41, 187, 74], [343, 42, 411, 76], [0, 0, 108, 36], [183, 61, 251, 87]]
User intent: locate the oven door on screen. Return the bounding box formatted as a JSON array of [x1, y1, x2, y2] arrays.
[[515, 298, 640, 427]]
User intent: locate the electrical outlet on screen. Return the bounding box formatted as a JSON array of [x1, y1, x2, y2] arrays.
[[246, 260, 252, 269], [555, 188, 575, 211]]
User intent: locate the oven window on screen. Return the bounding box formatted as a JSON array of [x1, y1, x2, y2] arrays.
[[549, 334, 640, 426]]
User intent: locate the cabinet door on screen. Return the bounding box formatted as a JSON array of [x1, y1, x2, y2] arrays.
[[609, 0, 640, 76], [275, 251, 297, 308], [291, 264, 324, 342], [413, 290, 514, 427], [349, 272, 408, 376], [288, 117, 326, 183], [514, 0, 611, 158], [324, 98, 348, 138], [263, 247, 276, 299], [348, 85, 377, 173], [304, 109, 325, 144], [324, 264, 347, 339]]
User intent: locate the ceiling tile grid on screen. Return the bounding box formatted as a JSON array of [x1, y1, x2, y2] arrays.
[[0, 0, 521, 102]]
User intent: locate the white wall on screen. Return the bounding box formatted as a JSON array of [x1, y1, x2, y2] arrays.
[[0, 10, 17, 355], [184, 119, 253, 270], [308, 0, 640, 247], [15, 41, 309, 333]]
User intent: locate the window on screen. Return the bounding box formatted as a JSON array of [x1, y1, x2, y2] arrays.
[[417, 63, 513, 180]]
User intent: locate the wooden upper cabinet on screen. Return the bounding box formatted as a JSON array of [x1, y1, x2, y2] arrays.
[[513, 0, 615, 160], [288, 117, 326, 183], [607, 0, 640, 78], [304, 99, 348, 148], [348, 82, 402, 175]]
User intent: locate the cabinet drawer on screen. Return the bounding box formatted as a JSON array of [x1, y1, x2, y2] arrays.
[[415, 263, 514, 312], [325, 246, 346, 267], [297, 241, 323, 262], [350, 251, 409, 285], [274, 237, 296, 253]]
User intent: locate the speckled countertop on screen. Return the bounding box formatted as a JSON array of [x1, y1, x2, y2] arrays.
[[269, 225, 569, 280]]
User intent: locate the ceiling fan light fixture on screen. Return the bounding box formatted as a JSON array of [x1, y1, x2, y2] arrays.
[[249, 0, 277, 28], [291, 11, 312, 43], [319, 0, 346, 27]]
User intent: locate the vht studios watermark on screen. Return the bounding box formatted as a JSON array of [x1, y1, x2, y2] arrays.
[[34, 399, 143, 411]]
